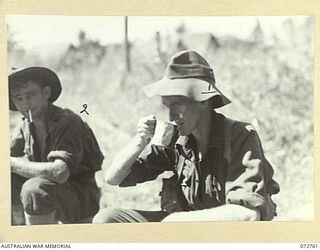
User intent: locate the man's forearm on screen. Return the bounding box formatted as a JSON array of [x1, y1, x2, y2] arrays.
[[11, 157, 70, 184], [162, 204, 261, 222], [104, 135, 148, 185]]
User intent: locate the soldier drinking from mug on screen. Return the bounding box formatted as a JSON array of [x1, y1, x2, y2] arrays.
[[93, 50, 279, 223]]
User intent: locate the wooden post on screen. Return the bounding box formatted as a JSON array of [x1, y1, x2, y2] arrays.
[[125, 16, 131, 72]]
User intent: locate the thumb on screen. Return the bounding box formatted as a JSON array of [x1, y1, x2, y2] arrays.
[[148, 114, 156, 120], [242, 151, 252, 166], [242, 151, 261, 169]]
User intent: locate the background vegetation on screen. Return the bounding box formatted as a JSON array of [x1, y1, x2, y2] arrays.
[[8, 17, 314, 220]]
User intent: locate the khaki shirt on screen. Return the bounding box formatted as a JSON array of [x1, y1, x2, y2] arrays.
[[10, 104, 104, 181], [121, 112, 280, 220]]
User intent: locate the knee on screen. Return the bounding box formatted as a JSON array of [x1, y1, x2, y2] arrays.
[[20, 177, 55, 214], [92, 208, 123, 223], [20, 177, 48, 197], [11, 204, 25, 225]]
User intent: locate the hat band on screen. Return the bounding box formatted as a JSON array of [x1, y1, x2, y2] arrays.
[[166, 64, 215, 83]]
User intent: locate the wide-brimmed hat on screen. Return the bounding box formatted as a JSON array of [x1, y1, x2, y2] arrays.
[[143, 50, 231, 108], [8, 67, 62, 111]]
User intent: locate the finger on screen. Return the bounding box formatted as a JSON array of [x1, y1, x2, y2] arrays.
[[249, 158, 261, 169], [138, 123, 156, 129], [137, 127, 155, 135], [242, 151, 261, 169], [137, 130, 154, 136], [137, 124, 155, 133], [142, 115, 156, 124], [139, 117, 156, 125], [145, 119, 156, 125], [242, 151, 252, 165], [147, 114, 156, 120]]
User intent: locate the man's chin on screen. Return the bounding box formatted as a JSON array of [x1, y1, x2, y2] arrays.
[[21, 110, 37, 120], [178, 129, 189, 136]]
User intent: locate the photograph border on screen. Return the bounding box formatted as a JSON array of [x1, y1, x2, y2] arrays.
[[0, 0, 319, 243]]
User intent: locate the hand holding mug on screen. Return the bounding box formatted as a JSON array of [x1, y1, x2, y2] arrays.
[[137, 115, 157, 144], [151, 120, 178, 148]]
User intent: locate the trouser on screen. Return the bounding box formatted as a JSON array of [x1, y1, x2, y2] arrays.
[[92, 208, 169, 223], [11, 173, 100, 224]]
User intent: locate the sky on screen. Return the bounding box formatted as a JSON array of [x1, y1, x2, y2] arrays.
[[6, 15, 307, 50]]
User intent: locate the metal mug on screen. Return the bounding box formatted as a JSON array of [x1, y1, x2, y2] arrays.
[[151, 120, 178, 148]]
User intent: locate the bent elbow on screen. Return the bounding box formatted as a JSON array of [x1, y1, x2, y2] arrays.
[[53, 169, 70, 184], [52, 160, 70, 184], [54, 169, 70, 184]]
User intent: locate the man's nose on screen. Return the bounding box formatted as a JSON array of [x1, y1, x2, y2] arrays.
[[20, 97, 32, 110]]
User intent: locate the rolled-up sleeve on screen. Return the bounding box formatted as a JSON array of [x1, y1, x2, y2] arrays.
[[48, 116, 85, 176], [120, 145, 175, 187], [225, 123, 280, 220]]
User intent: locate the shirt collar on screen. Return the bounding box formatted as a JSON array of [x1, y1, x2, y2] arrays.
[[21, 104, 60, 128], [20, 104, 61, 138], [45, 104, 62, 133]]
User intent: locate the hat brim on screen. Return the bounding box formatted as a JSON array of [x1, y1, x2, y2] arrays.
[[143, 77, 231, 108], [8, 67, 62, 111]]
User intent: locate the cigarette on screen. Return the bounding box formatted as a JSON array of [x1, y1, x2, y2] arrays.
[[169, 121, 177, 125], [28, 110, 33, 123]]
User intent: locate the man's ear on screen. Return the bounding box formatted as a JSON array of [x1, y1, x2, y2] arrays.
[[43, 86, 51, 100]]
